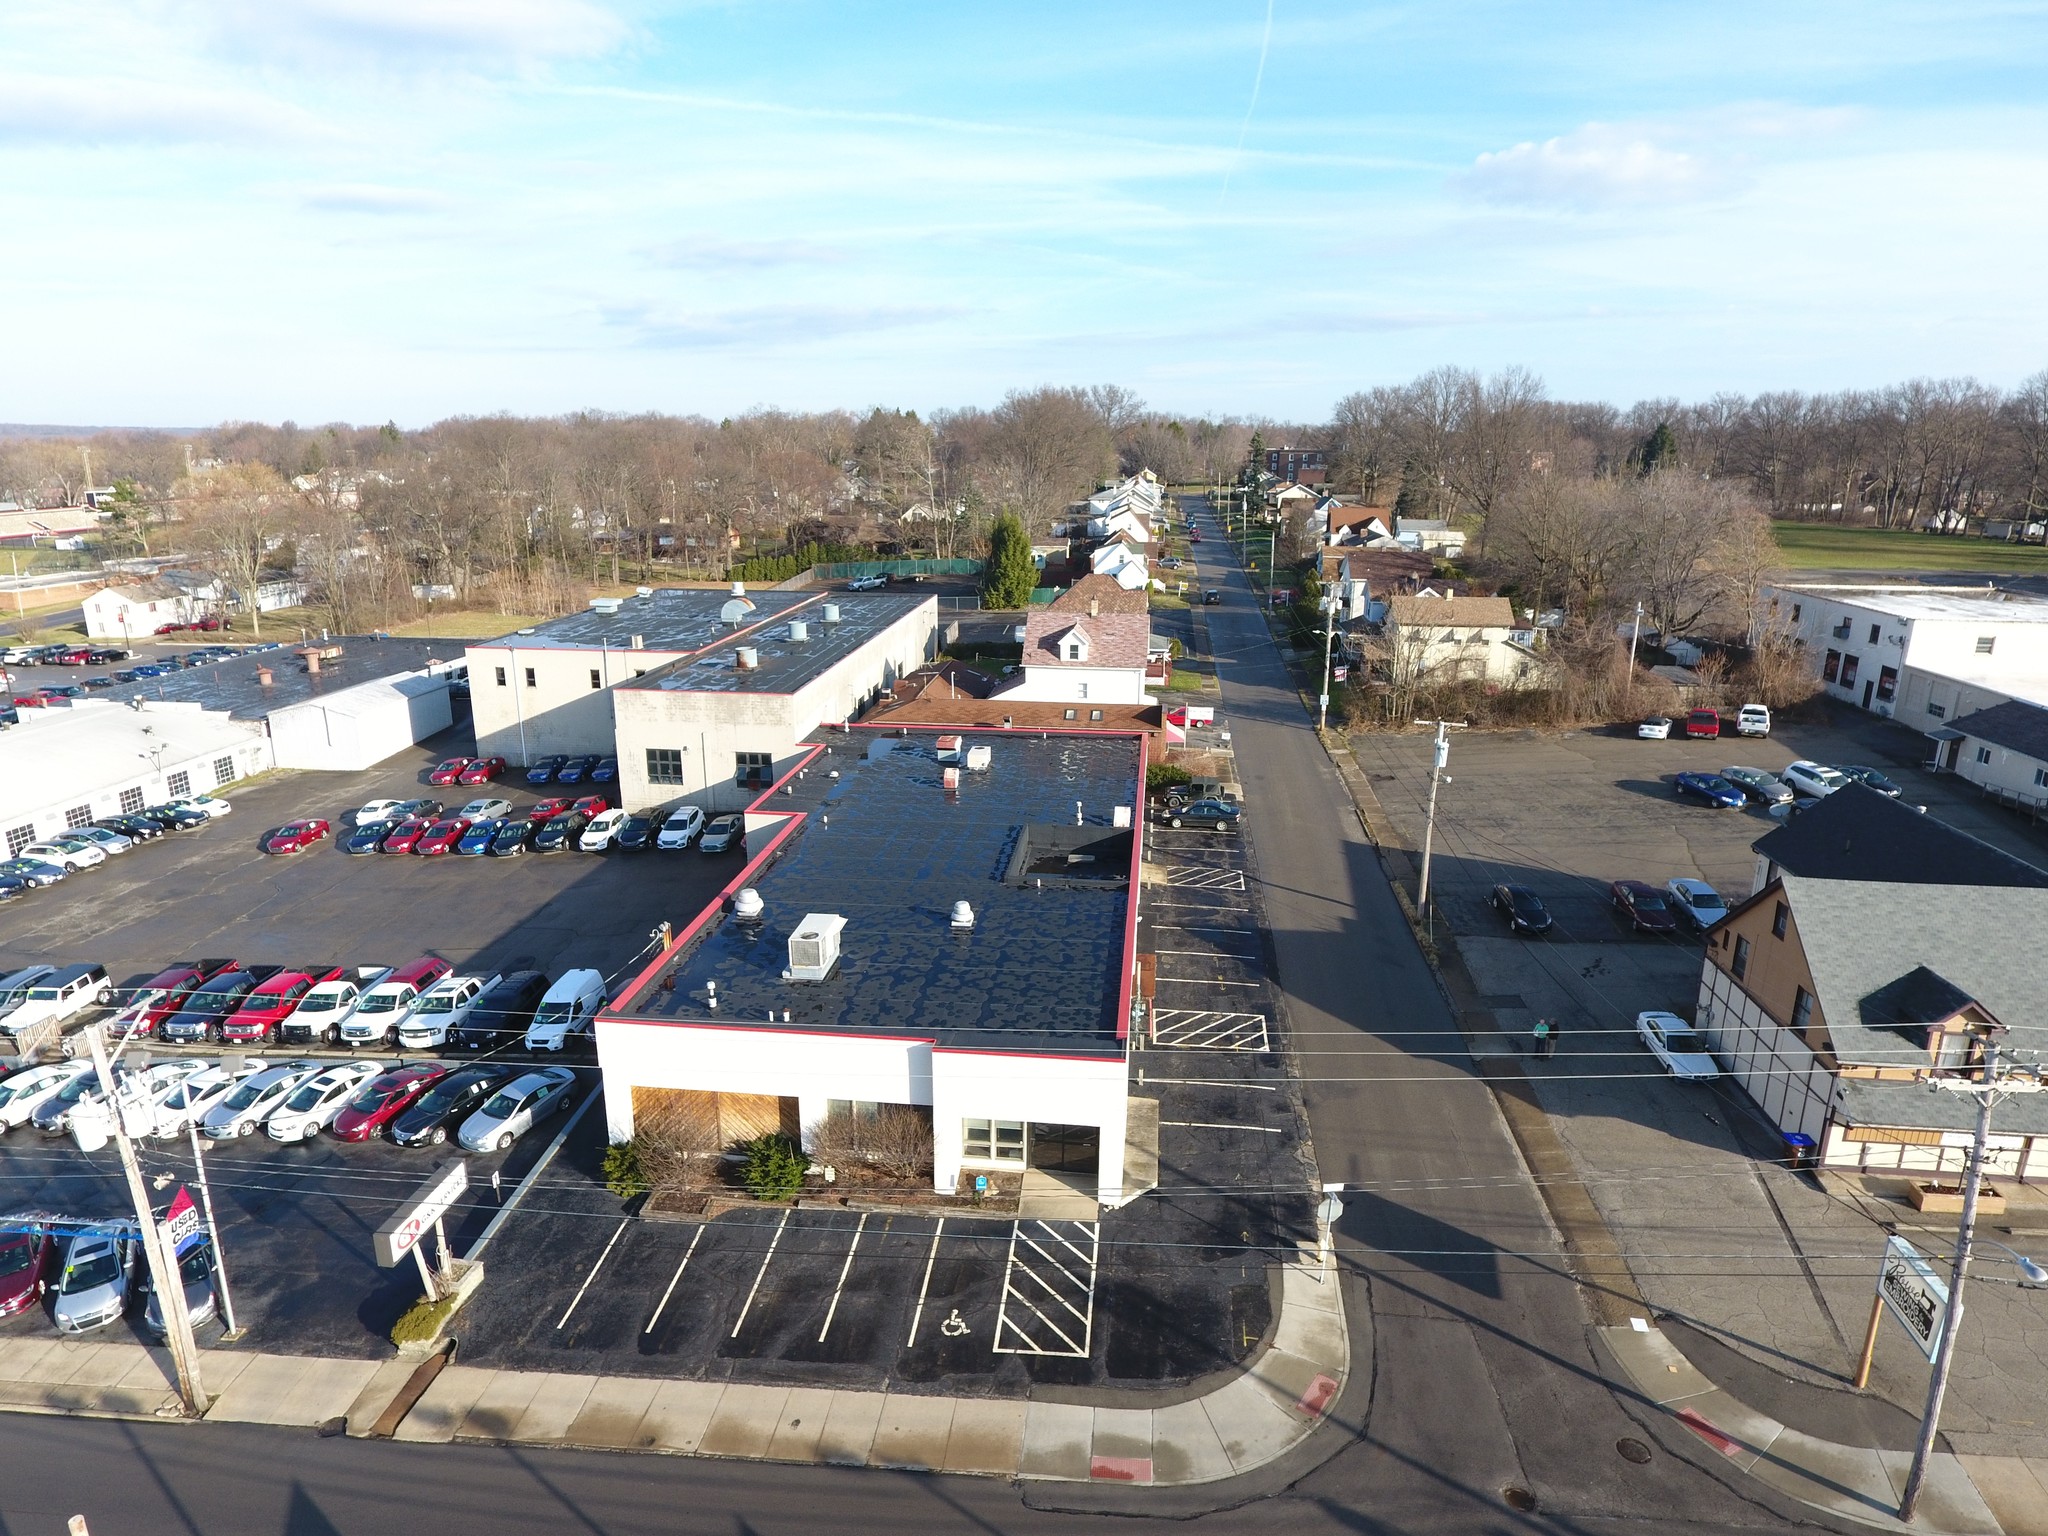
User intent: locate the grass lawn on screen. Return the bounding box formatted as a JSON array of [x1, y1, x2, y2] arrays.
[[385, 611, 546, 639], [1772, 522, 2048, 574], [1165, 669, 1209, 692]]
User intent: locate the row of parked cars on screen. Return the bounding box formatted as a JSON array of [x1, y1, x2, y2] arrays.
[[2, 641, 282, 710], [264, 794, 747, 860], [1491, 875, 1733, 939], [0, 1215, 217, 1338], [0, 793, 231, 904], [1671, 759, 1904, 812]]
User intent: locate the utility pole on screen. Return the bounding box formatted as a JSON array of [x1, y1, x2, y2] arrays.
[[187, 1125, 240, 1338], [1899, 1041, 2045, 1522], [84, 1025, 207, 1414], [1318, 593, 1340, 730], [1413, 718, 1466, 927], [1626, 600, 1645, 701]]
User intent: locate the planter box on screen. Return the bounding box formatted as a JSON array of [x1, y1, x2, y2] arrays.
[[395, 1260, 486, 1358], [1908, 1183, 2006, 1216]]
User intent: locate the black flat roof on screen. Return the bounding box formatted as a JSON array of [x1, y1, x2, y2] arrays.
[[1752, 783, 2048, 889], [620, 728, 1142, 1056], [613, 592, 932, 696], [97, 636, 465, 721]]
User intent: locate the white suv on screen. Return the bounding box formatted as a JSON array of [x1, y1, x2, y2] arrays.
[[397, 973, 500, 1048], [1782, 760, 1850, 799]]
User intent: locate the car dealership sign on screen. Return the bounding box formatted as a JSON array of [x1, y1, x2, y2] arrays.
[[374, 1160, 469, 1268]]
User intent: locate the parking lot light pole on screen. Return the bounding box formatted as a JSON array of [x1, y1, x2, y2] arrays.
[[1626, 600, 1644, 700]]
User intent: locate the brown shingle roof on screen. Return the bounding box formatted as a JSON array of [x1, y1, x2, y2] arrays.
[[1327, 504, 1391, 535], [1386, 594, 1515, 629], [1021, 608, 1152, 669], [1048, 574, 1149, 615]]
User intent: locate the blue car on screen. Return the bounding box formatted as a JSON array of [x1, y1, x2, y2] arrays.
[[524, 755, 567, 785], [454, 818, 503, 855], [555, 755, 599, 785], [589, 757, 618, 784], [130, 664, 165, 678], [1674, 772, 1745, 809], [0, 858, 69, 887], [342, 822, 391, 855]]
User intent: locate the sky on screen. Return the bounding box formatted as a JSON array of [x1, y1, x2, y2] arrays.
[[4, 1, 2047, 427]]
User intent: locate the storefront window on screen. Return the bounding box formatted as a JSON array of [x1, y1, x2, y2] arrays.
[[962, 1119, 1025, 1163]]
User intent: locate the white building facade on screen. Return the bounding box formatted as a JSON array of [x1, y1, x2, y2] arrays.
[[267, 667, 457, 772], [998, 609, 1153, 705]]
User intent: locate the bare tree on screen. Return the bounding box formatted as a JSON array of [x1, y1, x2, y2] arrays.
[[172, 462, 295, 637]]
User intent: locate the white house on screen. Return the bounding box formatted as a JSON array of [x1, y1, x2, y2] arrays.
[[82, 580, 207, 641], [1089, 537, 1149, 584], [1381, 594, 1533, 688], [1318, 548, 1371, 622], [1086, 471, 1163, 523], [998, 606, 1152, 705], [1936, 700, 2048, 812], [1394, 518, 1467, 557]]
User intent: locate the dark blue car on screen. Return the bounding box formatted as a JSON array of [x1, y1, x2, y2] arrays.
[[589, 757, 618, 783], [555, 755, 600, 784], [454, 819, 503, 855], [342, 822, 390, 855], [524, 755, 567, 784], [1674, 772, 1745, 809]]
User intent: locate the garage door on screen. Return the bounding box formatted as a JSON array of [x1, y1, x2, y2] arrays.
[[631, 1086, 798, 1148]]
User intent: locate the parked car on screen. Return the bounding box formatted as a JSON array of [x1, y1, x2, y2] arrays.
[[526, 797, 573, 823], [427, 757, 474, 787], [700, 814, 746, 853], [1664, 878, 1729, 932], [1159, 798, 1241, 831], [110, 958, 238, 1038], [556, 755, 602, 784], [487, 819, 535, 856], [1782, 760, 1851, 799], [414, 818, 472, 856], [266, 1062, 381, 1142], [1719, 765, 1794, 806], [277, 965, 391, 1047], [0, 1061, 93, 1131], [657, 805, 706, 849], [0, 963, 58, 1028], [1490, 884, 1553, 935], [331, 1063, 451, 1142], [524, 755, 568, 784], [397, 973, 500, 1049], [531, 813, 588, 852], [389, 1065, 519, 1147], [1609, 879, 1681, 935], [451, 970, 551, 1051], [578, 808, 628, 850], [1636, 716, 1673, 740], [1683, 708, 1722, 739], [613, 813, 657, 851], [97, 814, 165, 842], [3, 963, 114, 1039], [1838, 765, 1903, 798], [454, 818, 505, 855], [589, 757, 618, 784], [352, 798, 410, 827], [142, 803, 211, 831], [160, 966, 278, 1044], [457, 1065, 577, 1153], [1735, 703, 1772, 737], [1635, 1011, 1722, 1080], [522, 969, 607, 1052], [393, 797, 443, 820], [455, 797, 513, 822], [457, 756, 507, 785], [221, 965, 344, 1045], [340, 956, 452, 1047], [23, 839, 105, 872], [167, 794, 232, 820], [65, 825, 134, 856], [261, 818, 331, 855], [200, 1061, 324, 1138], [140, 1235, 219, 1340], [51, 1224, 139, 1334], [0, 857, 68, 888], [568, 794, 609, 819], [141, 1061, 265, 1138], [1673, 772, 1746, 809], [0, 1225, 52, 1318], [378, 817, 433, 854]]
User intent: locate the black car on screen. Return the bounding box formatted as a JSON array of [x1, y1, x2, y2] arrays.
[[145, 803, 211, 830], [524, 755, 568, 785], [487, 819, 534, 857], [1839, 765, 1903, 798], [111, 668, 144, 683], [86, 648, 129, 663], [555, 755, 601, 784], [531, 813, 588, 852], [387, 1065, 519, 1146], [1157, 798, 1240, 831], [1203, 590, 1222, 605], [159, 966, 279, 1044], [342, 822, 391, 854], [613, 813, 657, 851], [80, 675, 117, 690], [97, 815, 164, 841], [451, 970, 551, 1051], [1491, 884, 1554, 935]]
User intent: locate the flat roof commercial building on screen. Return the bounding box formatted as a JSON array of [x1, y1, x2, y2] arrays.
[[597, 727, 1145, 1207]]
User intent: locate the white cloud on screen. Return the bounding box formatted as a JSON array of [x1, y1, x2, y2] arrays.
[[601, 302, 967, 349], [1460, 123, 1721, 209], [642, 237, 850, 272], [0, 74, 324, 146], [200, 0, 629, 65]]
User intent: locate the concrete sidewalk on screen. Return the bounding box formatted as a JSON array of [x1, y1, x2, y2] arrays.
[[1604, 1320, 2048, 1536], [0, 1253, 1347, 1488]]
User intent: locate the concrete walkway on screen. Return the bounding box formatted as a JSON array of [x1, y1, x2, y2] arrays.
[[0, 1251, 1346, 1487], [1604, 1320, 2048, 1535]]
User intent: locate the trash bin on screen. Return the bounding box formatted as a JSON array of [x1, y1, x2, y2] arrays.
[[1781, 1133, 1818, 1173]]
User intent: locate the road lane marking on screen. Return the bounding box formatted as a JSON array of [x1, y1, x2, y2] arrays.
[[730, 1207, 791, 1338], [643, 1224, 705, 1335], [906, 1217, 946, 1348], [556, 1217, 629, 1330], [1153, 948, 1259, 960], [818, 1212, 868, 1342]]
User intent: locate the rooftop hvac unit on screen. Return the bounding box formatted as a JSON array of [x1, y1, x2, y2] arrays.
[[590, 597, 622, 615], [822, 604, 841, 624], [736, 646, 759, 670], [788, 620, 808, 642], [965, 744, 992, 772], [731, 580, 747, 597], [785, 913, 845, 981]]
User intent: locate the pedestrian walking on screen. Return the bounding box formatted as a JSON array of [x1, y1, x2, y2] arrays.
[[1532, 1017, 1556, 1060]]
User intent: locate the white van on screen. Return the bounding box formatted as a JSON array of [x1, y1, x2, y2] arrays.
[[523, 969, 607, 1052], [1735, 703, 1772, 738]]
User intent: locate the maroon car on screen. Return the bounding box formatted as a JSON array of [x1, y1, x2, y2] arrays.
[[0, 1227, 52, 1319], [426, 757, 473, 787], [262, 818, 331, 855], [379, 817, 432, 854], [526, 797, 572, 823], [109, 959, 239, 1038], [1610, 879, 1681, 935], [457, 756, 507, 785], [330, 1063, 450, 1142]]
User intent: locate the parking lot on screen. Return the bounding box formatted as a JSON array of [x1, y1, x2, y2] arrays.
[[0, 727, 744, 1356]]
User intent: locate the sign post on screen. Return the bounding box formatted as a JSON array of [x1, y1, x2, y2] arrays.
[[375, 1161, 470, 1302], [1857, 1234, 1949, 1388]]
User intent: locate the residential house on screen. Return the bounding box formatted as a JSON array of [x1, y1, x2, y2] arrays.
[[1695, 872, 2048, 1180], [1264, 445, 1327, 480], [82, 578, 209, 640], [998, 606, 1153, 705], [1319, 502, 1394, 546], [1317, 548, 1370, 622], [1747, 781, 2048, 898], [1939, 699, 2048, 814], [1088, 537, 1149, 591], [1394, 518, 1467, 557], [1381, 594, 1531, 688], [1049, 574, 1148, 617], [1268, 483, 1318, 516]]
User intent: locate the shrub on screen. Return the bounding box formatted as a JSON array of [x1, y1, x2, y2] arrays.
[[602, 1139, 648, 1200], [739, 1133, 808, 1201], [808, 1105, 934, 1181], [390, 1292, 461, 1347], [1146, 763, 1192, 792]]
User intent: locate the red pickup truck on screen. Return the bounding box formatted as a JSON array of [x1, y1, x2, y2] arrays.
[[220, 965, 345, 1045]]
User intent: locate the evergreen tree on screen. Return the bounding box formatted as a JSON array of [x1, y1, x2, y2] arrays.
[[1243, 431, 1266, 485], [1637, 421, 1678, 477], [1392, 458, 1432, 518], [981, 512, 1038, 607]]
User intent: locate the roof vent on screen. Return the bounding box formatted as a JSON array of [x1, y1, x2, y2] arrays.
[[736, 646, 759, 670], [788, 620, 808, 642], [720, 597, 755, 625], [822, 603, 841, 624], [733, 887, 764, 920], [590, 597, 622, 615], [785, 913, 845, 981], [629, 634, 644, 650], [636, 586, 653, 597], [731, 580, 747, 598], [950, 900, 974, 930]]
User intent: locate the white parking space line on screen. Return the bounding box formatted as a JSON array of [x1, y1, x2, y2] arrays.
[[730, 1208, 791, 1338], [1161, 1120, 1284, 1133], [1151, 924, 1253, 936], [992, 1220, 1099, 1358], [1144, 899, 1252, 913], [818, 1212, 868, 1343], [1163, 867, 1247, 890], [643, 1224, 706, 1335], [906, 1217, 946, 1348], [556, 1217, 630, 1330], [1156, 976, 1262, 987], [1149, 1009, 1271, 1050], [1153, 948, 1259, 960]]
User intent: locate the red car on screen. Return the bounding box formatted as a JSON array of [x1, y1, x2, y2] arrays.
[[0, 1228, 53, 1319], [220, 964, 344, 1045], [53, 648, 92, 665], [1683, 708, 1722, 740], [568, 795, 609, 819], [154, 621, 189, 635], [527, 797, 572, 823], [379, 817, 433, 853], [330, 1062, 451, 1142], [427, 757, 473, 787], [109, 958, 239, 1038], [457, 756, 507, 785], [1610, 879, 1681, 935], [413, 818, 471, 856], [262, 818, 332, 855]]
